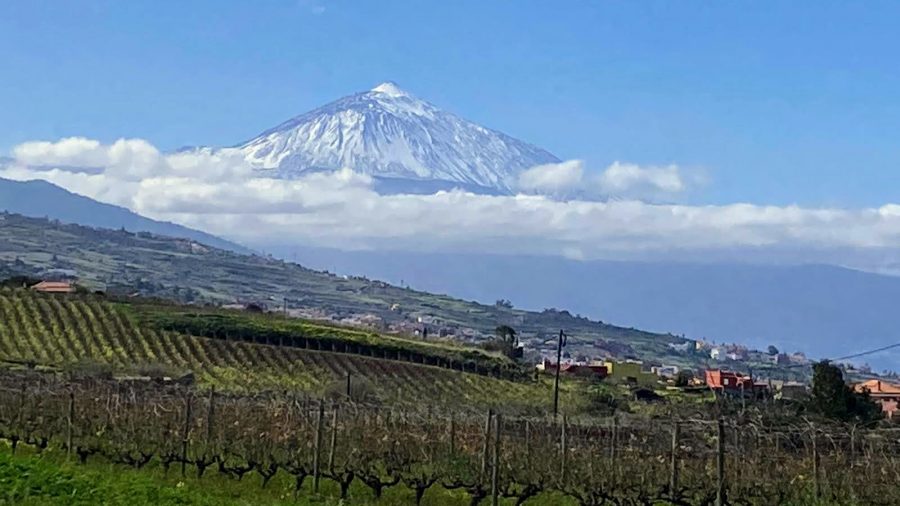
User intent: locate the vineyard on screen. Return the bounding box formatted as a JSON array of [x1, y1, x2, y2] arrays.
[[133, 303, 522, 378], [1, 372, 898, 505], [0, 289, 577, 412]]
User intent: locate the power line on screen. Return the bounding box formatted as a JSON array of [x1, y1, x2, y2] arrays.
[[830, 341, 900, 363], [747, 340, 900, 372]]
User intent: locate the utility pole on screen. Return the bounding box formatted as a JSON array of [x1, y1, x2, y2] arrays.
[[716, 418, 725, 506], [553, 329, 568, 417]]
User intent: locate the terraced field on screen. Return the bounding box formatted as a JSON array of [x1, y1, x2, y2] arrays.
[[0, 289, 579, 413]]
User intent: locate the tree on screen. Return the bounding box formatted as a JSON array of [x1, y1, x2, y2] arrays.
[[674, 370, 694, 387], [493, 325, 519, 359], [494, 325, 517, 346], [494, 299, 513, 309], [808, 361, 881, 422], [767, 345, 779, 356]]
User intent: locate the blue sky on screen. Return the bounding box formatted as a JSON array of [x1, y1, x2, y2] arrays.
[[3, 1, 900, 207]]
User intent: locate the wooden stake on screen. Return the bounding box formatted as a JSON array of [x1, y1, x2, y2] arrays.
[[313, 400, 324, 493], [328, 406, 338, 472], [65, 389, 74, 462], [481, 409, 493, 480], [812, 426, 820, 499], [670, 422, 680, 499], [205, 388, 215, 446], [490, 414, 502, 506], [180, 393, 193, 477], [524, 420, 532, 472], [560, 415, 568, 483], [716, 418, 725, 506], [610, 417, 618, 462], [449, 414, 456, 455]]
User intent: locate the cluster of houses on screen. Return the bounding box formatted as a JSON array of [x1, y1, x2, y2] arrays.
[[707, 370, 900, 419], [536, 356, 900, 420], [704, 369, 808, 400], [685, 340, 810, 366]]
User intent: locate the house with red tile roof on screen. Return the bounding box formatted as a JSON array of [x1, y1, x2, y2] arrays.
[[854, 379, 900, 420], [705, 369, 754, 394], [30, 280, 75, 294]]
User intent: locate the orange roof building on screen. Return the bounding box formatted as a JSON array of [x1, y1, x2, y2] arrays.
[[705, 369, 754, 392], [854, 379, 900, 420], [30, 281, 76, 294]]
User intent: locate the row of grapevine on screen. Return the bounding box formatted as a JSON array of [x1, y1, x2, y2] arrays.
[[0, 290, 569, 412], [1, 374, 898, 505]]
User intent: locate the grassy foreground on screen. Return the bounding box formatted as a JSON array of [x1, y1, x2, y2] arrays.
[[0, 447, 857, 506], [0, 448, 574, 506], [0, 448, 380, 506], [0, 450, 294, 506]]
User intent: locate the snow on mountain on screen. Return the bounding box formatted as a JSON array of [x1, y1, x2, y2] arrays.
[[233, 82, 560, 193]]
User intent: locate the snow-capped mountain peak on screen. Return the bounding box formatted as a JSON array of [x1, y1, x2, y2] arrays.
[[370, 81, 407, 97], [234, 82, 560, 193]]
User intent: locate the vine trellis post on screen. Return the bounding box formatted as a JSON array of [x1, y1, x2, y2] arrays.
[[180, 392, 193, 477]]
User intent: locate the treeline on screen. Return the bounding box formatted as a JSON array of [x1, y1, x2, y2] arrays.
[[140, 307, 528, 380]]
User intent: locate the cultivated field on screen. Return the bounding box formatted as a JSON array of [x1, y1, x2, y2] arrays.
[[0, 289, 577, 413]]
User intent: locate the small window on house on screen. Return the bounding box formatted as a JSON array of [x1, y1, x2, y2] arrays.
[[723, 378, 730, 385]]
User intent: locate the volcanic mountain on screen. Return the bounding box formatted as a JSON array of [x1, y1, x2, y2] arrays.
[[230, 82, 560, 194]]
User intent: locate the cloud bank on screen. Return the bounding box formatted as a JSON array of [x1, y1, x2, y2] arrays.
[[515, 159, 699, 201], [4, 137, 900, 268]]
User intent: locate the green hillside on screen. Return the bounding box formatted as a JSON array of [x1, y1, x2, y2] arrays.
[[0, 289, 581, 413], [0, 213, 688, 364], [134, 303, 520, 377]]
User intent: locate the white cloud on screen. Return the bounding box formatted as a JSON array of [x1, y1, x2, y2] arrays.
[[598, 161, 685, 195], [13, 137, 170, 182], [7, 137, 900, 268], [517, 160, 697, 201], [13, 137, 103, 166], [517, 160, 584, 195]]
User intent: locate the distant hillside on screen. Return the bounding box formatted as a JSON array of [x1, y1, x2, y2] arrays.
[[0, 177, 250, 254], [272, 246, 900, 369], [0, 213, 691, 366]]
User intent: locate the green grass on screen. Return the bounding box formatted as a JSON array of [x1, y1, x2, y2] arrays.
[[0, 447, 571, 506], [0, 447, 854, 506], [0, 449, 306, 506]]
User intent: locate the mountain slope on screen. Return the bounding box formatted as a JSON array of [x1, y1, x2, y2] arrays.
[[0, 213, 694, 367], [231, 82, 560, 193], [0, 177, 251, 254]]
